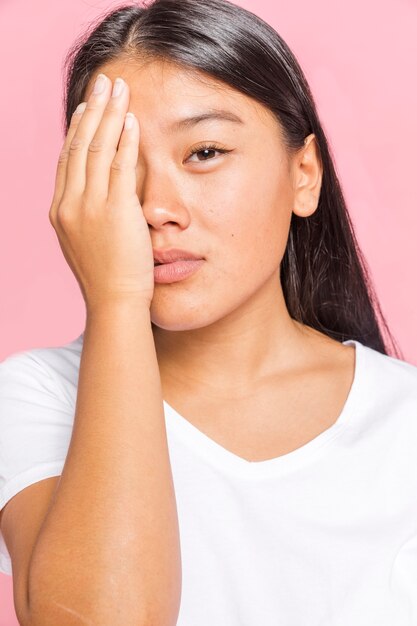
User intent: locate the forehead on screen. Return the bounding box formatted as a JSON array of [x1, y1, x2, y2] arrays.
[[85, 57, 280, 135]]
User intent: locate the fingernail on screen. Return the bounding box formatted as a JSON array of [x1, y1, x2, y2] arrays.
[[74, 102, 87, 115], [112, 78, 124, 98], [93, 74, 106, 95], [124, 112, 135, 130]]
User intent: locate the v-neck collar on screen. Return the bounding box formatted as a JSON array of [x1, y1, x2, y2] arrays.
[[163, 339, 365, 479]]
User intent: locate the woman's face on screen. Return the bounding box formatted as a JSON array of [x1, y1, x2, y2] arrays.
[[85, 58, 315, 331]]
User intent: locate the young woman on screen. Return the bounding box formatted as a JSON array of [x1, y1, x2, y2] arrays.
[[1, 0, 416, 624]]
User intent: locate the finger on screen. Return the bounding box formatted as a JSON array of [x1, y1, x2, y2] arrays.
[[107, 112, 140, 206], [83, 77, 131, 205], [49, 102, 86, 224], [63, 73, 113, 199]]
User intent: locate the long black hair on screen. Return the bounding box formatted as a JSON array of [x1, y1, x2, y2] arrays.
[[62, 0, 403, 358]]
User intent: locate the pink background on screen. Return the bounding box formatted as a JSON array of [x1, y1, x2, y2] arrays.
[[1, 0, 416, 622]]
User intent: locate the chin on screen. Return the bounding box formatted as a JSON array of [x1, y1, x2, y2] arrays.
[[150, 289, 237, 332], [149, 295, 213, 332], [151, 312, 215, 332], [149, 270, 254, 332]]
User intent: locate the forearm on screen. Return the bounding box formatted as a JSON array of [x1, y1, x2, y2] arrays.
[[27, 302, 181, 626]]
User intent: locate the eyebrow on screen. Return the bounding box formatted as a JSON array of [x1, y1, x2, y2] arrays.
[[167, 109, 244, 132]]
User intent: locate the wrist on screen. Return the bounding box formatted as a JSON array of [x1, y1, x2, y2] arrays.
[[86, 296, 152, 320]]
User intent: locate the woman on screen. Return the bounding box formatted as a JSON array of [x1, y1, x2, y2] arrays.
[[0, 0, 416, 624]]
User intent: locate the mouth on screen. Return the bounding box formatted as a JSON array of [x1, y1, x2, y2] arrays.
[[153, 258, 205, 283], [153, 247, 204, 266], [153, 257, 202, 266]]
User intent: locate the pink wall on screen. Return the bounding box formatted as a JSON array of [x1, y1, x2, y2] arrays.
[[1, 0, 416, 622]]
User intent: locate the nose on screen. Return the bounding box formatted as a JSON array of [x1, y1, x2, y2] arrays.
[[137, 167, 191, 232]]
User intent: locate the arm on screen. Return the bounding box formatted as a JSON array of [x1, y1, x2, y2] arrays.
[[25, 71, 181, 625], [27, 301, 181, 625]]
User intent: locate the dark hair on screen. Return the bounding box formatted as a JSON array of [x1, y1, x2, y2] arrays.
[[62, 0, 403, 359]]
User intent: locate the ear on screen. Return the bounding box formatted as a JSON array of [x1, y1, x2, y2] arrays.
[[292, 134, 323, 218]]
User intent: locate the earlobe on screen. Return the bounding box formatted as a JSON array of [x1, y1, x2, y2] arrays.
[[293, 189, 320, 218], [292, 134, 322, 218]]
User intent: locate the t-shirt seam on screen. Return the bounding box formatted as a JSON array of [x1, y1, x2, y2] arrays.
[[23, 351, 75, 412]]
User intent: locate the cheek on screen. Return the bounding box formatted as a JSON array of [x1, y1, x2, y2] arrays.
[[204, 163, 293, 278], [149, 160, 293, 328]]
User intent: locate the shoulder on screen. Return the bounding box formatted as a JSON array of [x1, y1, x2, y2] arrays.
[[348, 340, 417, 434], [0, 333, 84, 504], [358, 340, 417, 397], [0, 333, 84, 410]]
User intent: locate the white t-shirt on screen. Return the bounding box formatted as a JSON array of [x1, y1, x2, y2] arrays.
[[1, 333, 416, 625]]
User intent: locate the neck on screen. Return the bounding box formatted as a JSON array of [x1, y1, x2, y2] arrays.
[[152, 276, 321, 396]]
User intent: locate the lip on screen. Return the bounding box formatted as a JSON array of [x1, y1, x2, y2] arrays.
[[153, 247, 204, 265], [154, 259, 205, 283]]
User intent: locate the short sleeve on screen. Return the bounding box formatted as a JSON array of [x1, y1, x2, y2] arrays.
[[0, 351, 74, 576]]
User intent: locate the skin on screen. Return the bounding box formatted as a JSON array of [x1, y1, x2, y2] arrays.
[[81, 57, 355, 460], [17, 56, 355, 625]]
